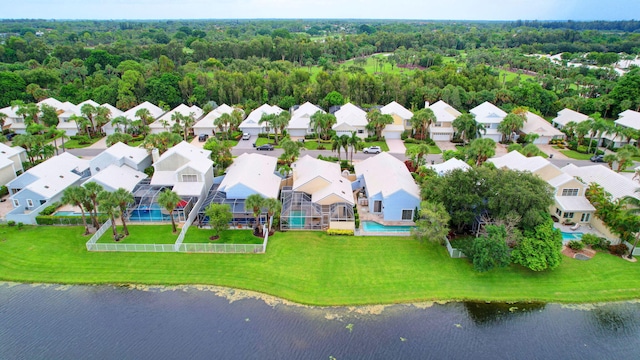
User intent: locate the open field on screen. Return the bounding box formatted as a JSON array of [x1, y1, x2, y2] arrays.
[[1, 225, 639, 306]]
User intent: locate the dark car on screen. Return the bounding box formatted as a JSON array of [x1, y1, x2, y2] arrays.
[[590, 154, 604, 162], [5, 132, 17, 141], [256, 144, 274, 151], [198, 134, 209, 142]]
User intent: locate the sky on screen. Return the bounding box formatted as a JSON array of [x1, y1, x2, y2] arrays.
[[1, 0, 637, 21]]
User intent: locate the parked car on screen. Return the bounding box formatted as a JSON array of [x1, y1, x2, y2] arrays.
[[363, 146, 382, 154], [590, 154, 604, 163], [256, 144, 274, 151], [198, 134, 209, 142], [4, 132, 17, 141], [242, 133, 251, 140]]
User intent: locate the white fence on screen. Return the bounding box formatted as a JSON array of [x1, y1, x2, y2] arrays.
[[85, 219, 112, 251], [89, 243, 177, 252], [177, 243, 264, 253], [174, 195, 205, 251], [444, 237, 466, 258]]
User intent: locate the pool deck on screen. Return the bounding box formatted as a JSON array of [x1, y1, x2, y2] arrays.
[[553, 223, 605, 239], [356, 201, 415, 227]]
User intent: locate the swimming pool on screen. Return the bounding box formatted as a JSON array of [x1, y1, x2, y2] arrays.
[[289, 210, 305, 228], [54, 211, 82, 216], [129, 205, 171, 222], [361, 221, 414, 233], [561, 232, 584, 243]]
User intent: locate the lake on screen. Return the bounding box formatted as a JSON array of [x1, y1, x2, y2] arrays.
[[1, 283, 639, 359]]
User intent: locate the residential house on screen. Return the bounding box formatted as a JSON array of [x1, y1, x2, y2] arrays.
[[288, 102, 324, 139], [602, 110, 640, 148], [104, 101, 164, 135], [521, 111, 565, 144], [197, 153, 281, 226], [39, 98, 82, 136], [0, 143, 27, 186], [150, 141, 213, 198], [149, 104, 203, 135], [354, 152, 420, 222], [0, 105, 22, 131], [6, 152, 90, 224], [332, 102, 368, 139], [428, 158, 471, 176], [380, 101, 413, 139], [280, 155, 355, 230], [193, 104, 238, 137], [83, 142, 151, 192], [428, 100, 461, 141], [551, 108, 589, 130], [239, 104, 283, 136], [488, 151, 595, 226], [469, 102, 506, 142]]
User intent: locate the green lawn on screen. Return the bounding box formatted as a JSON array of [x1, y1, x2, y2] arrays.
[[97, 225, 177, 244], [1, 225, 639, 306], [62, 136, 103, 149], [364, 141, 389, 151], [183, 228, 264, 244], [559, 149, 594, 160], [404, 143, 442, 154]]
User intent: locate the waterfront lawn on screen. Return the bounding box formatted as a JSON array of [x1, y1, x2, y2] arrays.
[[183, 228, 264, 244], [97, 225, 177, 244], [1, 225, 640, 306]]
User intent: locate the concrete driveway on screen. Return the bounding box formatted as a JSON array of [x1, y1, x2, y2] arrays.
[[386, 139, 406, 154], [234, 135, 255, 150]]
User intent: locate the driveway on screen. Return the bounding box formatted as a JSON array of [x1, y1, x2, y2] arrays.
[[537, 144, 569, 160], [234, 135, 255, 150], [386, 139, 406, 154]]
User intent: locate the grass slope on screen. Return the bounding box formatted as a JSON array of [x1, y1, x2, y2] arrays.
[[1, 226, 639, 306]]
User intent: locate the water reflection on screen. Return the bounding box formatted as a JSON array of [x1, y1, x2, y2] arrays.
[[463, 301, 546, 326]]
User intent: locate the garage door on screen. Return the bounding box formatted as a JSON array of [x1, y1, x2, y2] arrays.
[[382, 130, 402, 139], [432, 134, 451, 141]]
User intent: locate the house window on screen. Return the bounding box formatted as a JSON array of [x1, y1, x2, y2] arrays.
[[561, 189, 579, 196], [357, 129, 364, 134], [555, 208, 561, 216], [563, 212, 574, 219], [182, 174, 198, 182], [373, 200, 382, 213], [27, 199, 34, 208], [581, 213, 591, 222], [12, 199, 19, 207], [402, 209, 413, 220], [434, 122, 442, 127]]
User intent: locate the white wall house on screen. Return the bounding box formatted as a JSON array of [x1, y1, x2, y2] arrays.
[[469, 102, 506, 142], [104, 101, 164, 135], [149, 104, 203, 135], [0, 143, 27, 187], [521, 112, 565, 144], [602, 110, 640, 148], [380, 101, 413, 139], [428, 100, 461, 141], [0, 106, 23, 131], [333, 103, 368, 139], [151, 141, 214, 198], [551, 108, 589, 130], [239, 104, 284, 136], [193, 104, 238, 137], [288, 102, 324, 139], [83, 142, 151, 192]]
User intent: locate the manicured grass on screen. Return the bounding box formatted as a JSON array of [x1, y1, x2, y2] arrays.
[[253, 137, 280, 148], [97, 225, 177, 244], [404, 143, 442, 154], [559, 149, 594, 160], [1, 225, 640, 305], [62, 137, 103, 149], [302, 139, 332, 150], [183, 228, 264, 244], [364, 141, 389, 151]]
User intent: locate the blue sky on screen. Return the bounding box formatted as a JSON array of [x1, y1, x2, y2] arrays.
[[2, 0, 636, 21]]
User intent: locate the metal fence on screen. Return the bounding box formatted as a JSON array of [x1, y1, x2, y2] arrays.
[[177, 243, 263, 253], [444, 237, 466, 258], [85, 219, 112, 251], [90, 243, 177, 252]]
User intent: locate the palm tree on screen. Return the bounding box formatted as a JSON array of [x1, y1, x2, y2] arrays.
[[498, 112, 526, 143], [229, 109, 244, 132], [157, 189, 181, 233], [112, 188, 134, 236], [467, 138, 496, 166], [405, 143, 431, 167], [258, 113, 277, 142], [575, 119, 593, 146], [366, 109, 393, 140], [410, 108, 436, 140], [453, 113, 485, 145], [245, 193, 265, 231], [347, 131, 363, 163], [97, 191, 121, 241], [135, 108, 154, 127], [181, 112, 197, 141], [622, 188, 640, 259], [61, 186, 90, 235], [83, 182, 104, 229], [330, 134, 346, 161], [80, 103, 98, 136], [94, 106, 112, 135], [0, 112, 7, 131], [214, 113, 232, 139], [272, 112, 291, 145], [47, 126, 67, 155], [263, 197, 282, 231], [310, 111, 326, 142], [587, 115, 609, 154], [279, 138, 303, 166]]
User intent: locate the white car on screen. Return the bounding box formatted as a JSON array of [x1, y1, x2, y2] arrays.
[[242, 133, 251, 140], [363, 146, 381, 154]]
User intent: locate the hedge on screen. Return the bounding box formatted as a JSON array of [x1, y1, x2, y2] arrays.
[[327, 229, 354, 236], [36, 215, 109, 226]]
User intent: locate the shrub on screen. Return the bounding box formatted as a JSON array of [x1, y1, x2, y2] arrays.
[[609, 243, 629, 256], [326, 229, 354, 236], [17, 222, 24, 230], [567, 240, 585, 251], [581, 233, 600, 247], [404, 137, 418, 144], [567, 140, 578, 150], [39, 202, 60, 216], [0, 185, 8, 197], [592, 238, 611, 251], [7, 220, 15, 226]]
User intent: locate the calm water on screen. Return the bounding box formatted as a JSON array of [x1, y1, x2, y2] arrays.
[[1, 283, 639, 359]]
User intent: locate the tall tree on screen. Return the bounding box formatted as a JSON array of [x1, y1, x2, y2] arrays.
[[157, 189, 181, 233], [411, 201, 451, 245], [466, 138, 496, 166], [471, 225, 511, 272], [263, 197, 282, 231], [498, 112, 526, 143], [347, 131, 363, 163], [112, 188, 134, 236], [204, 203, 232, 239], [405, 142, 431, 167], [97, 191, 121, 241], [410, 108, 436, 140], [61, 186, 90, 235], [453, 113, 485, 145], [83, 182, 104, 228], [245, 193, 265, 231]]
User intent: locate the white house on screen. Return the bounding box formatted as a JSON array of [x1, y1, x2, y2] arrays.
[[380, 101, 413, 139], [239, 104, 284, 136], [562, 163, 640, 203], [150, 141, 214, 198], [149, 104, 203, 135], [0, 143, 27, 186], [280, 155, 355, 230], [333, 103, 368, 139], [551, 108, 589, 130], [104, 101, 164, 135], [521, 111, 565, 144], [354, 152, 420, 222], [602, 110, 640, 148], [489, 151, 595, 225], [6, 152, 90, 224], [192, 104, 238, 137], [83, 142, 151, 192], [0, 106, 22, 131], [428, 158, 471, 176], [428, 100, 461, 141], [288, 102, 324, 139], [469, 102, 506, 142]]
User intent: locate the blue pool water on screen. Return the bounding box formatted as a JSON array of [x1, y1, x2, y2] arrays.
[[289, 210, 305, 228], [362, 221, 414, 232], [54, 211, 82, 216], [129, 205, 171, 222], [561, 232, 584, 242]]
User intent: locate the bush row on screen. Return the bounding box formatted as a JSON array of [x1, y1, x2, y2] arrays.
[[326, 229, 354, 236], [36, 215, 109, 226]]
